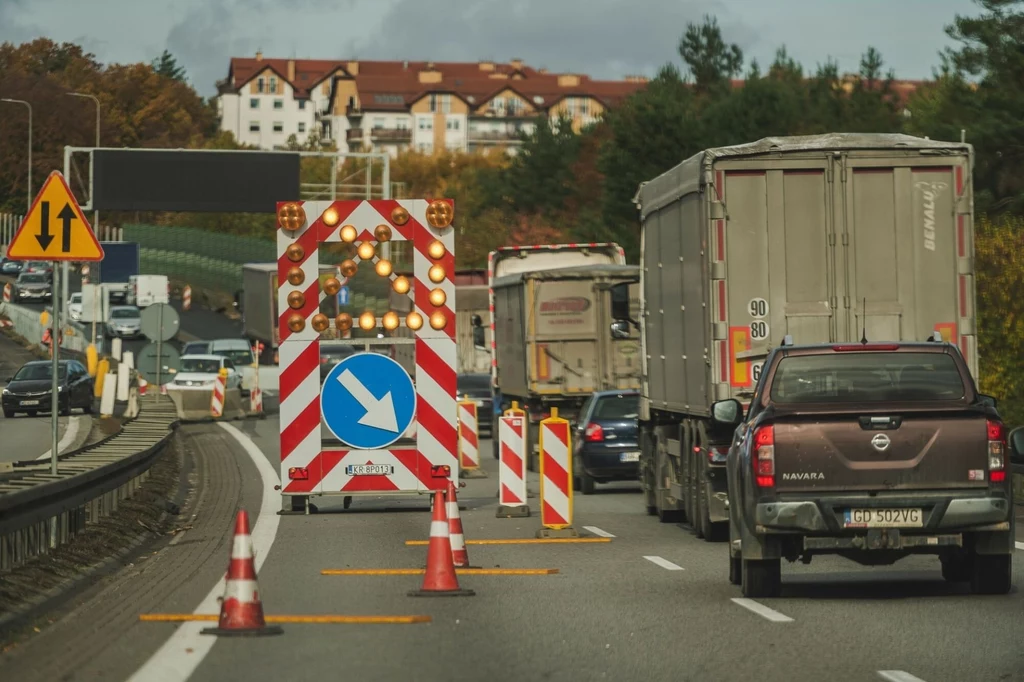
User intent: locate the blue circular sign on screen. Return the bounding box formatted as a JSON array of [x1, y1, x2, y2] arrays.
[[321, 352, 417, 450]]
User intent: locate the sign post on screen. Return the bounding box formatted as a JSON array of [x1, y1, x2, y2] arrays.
[[4, 170, 103, 476]]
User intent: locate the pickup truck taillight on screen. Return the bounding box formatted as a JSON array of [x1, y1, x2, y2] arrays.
[[987, 419, 1007, 482], [584, 423, 604, 442], [752, 424, 775, 487]]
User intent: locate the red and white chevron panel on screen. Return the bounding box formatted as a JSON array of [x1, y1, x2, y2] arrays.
[[277, 199, 457, 499], [210, 373, 226, 418], [539, 418, 573, 530], [458, 400, 480, 470], [498, 415, 527, 506]]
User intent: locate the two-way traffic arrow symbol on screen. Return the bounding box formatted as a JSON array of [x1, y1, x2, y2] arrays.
[[337, 368, 399, 432], [34, 201, 77, 252]]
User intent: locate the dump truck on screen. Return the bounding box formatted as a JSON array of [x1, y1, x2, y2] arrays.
[[241, 262, 339, 364], [487, 243, 640, 470], [610, 133, 977, 541]]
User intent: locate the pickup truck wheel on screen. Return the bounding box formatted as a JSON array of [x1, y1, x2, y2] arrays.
[[741, 558, 782, 598], [969, 554, 1011, 595]]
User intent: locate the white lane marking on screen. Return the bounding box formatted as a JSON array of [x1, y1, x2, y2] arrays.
[[878, 671, 928, 682], [730, 598, 794, 623], [582, 525, 615, 538], [643, 555, 684, 571], [126, 421, 280, 682], [35, 414, 85, 460], [1015, 541, 1024, 551]]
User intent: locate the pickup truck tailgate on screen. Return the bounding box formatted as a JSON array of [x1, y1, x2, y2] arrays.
[[773, 414, 991, 493]]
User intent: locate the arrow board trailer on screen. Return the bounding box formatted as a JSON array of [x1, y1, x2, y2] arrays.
[[625, 132, 977, 529], [276, 198, 457, 512]]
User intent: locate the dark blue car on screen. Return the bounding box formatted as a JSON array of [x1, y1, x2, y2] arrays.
[[572, 389, 640, 494]]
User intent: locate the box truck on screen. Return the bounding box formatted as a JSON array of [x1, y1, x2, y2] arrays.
[[610, 133, 977, 540]]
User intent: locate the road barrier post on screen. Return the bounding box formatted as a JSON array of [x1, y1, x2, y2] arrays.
[[210, 368, 227, 418], [458, 396, 486, 479], [537, 407, 578, 538], [496, 414, 530, 518]]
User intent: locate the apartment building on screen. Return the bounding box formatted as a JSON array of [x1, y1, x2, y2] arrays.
[[216, 53, 646, 156]]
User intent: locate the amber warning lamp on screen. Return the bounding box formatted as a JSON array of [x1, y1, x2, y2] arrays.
[[278, 202, 306, 231]]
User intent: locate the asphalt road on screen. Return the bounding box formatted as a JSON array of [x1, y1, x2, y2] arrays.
[[0, 329, 92, 462], [1, 414, 1022, 682]]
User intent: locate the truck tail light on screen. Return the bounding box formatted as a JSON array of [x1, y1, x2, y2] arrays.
[[696, 444, 728, 464], [584, 423, 604, 442], [986, 419, 1006, 482], [288, 467, 309, 480], [752, 424, 775, 488]]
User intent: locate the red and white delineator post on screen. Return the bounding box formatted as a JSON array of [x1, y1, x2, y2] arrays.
[[458, 397, 487, 479], [2, 282, 11, 303], [537, 407, 578, 537], [249, 342, 263, 415], [496, 414, 530, 518], [276, 199, 458, 513], [182, 284, 192, 312], [210, 368, 227, 418]]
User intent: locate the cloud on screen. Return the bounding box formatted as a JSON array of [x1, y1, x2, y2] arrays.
[[348, 0, 752, 80]]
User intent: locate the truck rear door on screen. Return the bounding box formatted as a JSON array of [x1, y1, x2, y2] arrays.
[[833, 154, 975, 374], [765, 348, 990, 493], [529, 278, 599, 395]]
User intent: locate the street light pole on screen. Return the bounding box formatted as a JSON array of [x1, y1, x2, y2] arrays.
[[1, 98, 32, 214], [67, 93, 101, 330]]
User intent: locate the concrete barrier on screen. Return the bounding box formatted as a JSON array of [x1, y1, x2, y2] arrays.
[[164, 387, 248, 422], [0, 300, 97, 354]]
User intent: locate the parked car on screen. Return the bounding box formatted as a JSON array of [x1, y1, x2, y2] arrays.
[[572, 390, 640, 494], [105, 305, 144, 339], [170, 354, 242, 391], [1, 257, 23, 276], [457, 373, 493, 439], [14, 272, 52, 301], [208, 338, 257, 395], [2, 359, 94, 417], [68, 292, 83, 321]]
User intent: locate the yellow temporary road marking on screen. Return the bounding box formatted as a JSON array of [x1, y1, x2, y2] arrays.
[[320, 568, 559, 576], [139, 614, 432, 624], [404, 538, 611, 545]]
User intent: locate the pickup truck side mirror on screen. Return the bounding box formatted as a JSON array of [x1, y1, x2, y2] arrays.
[[710, 398, 743, 429], [1008, 426, 1024, 465]]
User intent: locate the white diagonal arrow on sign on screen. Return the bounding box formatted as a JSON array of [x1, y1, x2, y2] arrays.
[[337, 368, 399, 432]]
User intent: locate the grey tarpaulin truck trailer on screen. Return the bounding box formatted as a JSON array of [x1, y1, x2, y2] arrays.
[[490, 261, 642, 470], [611, 133, 977, 540]]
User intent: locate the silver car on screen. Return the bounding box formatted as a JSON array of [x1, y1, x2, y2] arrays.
[[15, 272, 51, 301], [105, 305, 144, 339]]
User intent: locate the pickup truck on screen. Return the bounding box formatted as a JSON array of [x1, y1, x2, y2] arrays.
[[719, 338, 1015, 598]]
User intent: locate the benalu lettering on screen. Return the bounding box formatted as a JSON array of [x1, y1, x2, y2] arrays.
[[915, 181, 947, 253], [781, 472, 825, 481], [539, 296, 591, 314]]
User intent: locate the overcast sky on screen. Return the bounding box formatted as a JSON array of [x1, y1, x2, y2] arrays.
[[0, 0, 979, 97]]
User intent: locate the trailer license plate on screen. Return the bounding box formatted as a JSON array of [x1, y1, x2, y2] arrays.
[[620, 451, 640, 462], [844, 508, 922, 528], [345, 464, 394, 476]]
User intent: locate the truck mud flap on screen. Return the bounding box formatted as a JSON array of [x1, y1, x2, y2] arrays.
[[802, 532, 963, 552]]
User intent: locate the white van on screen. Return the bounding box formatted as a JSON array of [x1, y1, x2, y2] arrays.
[[126, 275, 170, 308], [208, 338, 257, 395]]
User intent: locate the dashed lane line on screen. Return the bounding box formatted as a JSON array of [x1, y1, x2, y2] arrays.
[[877, 671, 928, 682], [643, 555, 684, 571], [582, 525, 615, 538], [1015, 541, 1024, 551], [126, 422, 281, 682], [730, 598, 794, 623]]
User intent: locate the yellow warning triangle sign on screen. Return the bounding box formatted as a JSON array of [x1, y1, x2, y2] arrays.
[[6, 171, 104, 262]]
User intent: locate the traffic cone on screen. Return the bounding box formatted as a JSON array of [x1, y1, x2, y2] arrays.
[[446, 480, 475, 568], [408, 489, 475, 598], [138, 376, 148, 396], [201, 510, 284, 636]]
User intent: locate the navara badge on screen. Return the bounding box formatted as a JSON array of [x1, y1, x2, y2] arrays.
[[870, 433, 891, 452]]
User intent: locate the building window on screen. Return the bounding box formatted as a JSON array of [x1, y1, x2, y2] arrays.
[[249, 121, 260, 132], [298, 122, 306, 133], [418, 142, 433, 153], [269, 76, 277, 93], [372, 117, 386, 130], [418, 117, 433, 130], [429, 93, 451, 113], [274, 99, 283, 109], [564, 97, 590, 117], [446, 118, 460, 131], [396, 118, 409, 130], [257, 77, 265, 93], [298, 101, 306, 110], [273, 121, 284, 133], [249, 98, 259, 109]]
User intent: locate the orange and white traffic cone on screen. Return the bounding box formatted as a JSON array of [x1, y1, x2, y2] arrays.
[[408, 489, 475, 598], [201, 509, 284, 636], [138, 376, 148, 396], [446, 480, 476, 568]]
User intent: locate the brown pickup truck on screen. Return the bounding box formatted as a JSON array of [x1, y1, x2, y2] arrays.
[[715, 339, 1015, 598]]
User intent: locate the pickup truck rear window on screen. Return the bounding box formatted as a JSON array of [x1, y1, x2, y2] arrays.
[[769, 352, 965, 404]]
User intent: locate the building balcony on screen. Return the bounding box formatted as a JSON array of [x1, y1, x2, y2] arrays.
[[466, 129, 526, 144], [370, 128, 412, 142], [346, 104, 363, 118], [346, 128, 364, 142]]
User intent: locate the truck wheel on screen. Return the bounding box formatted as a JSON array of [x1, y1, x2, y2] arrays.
[[698, 477, 728, 542], [741, 558, 782, 598], [940, 552, 971, 583], [969, 553, 1011, 595], [641, 430, 657, 515], [655, 449, 684, 523], [729, 553, 742, 585]]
